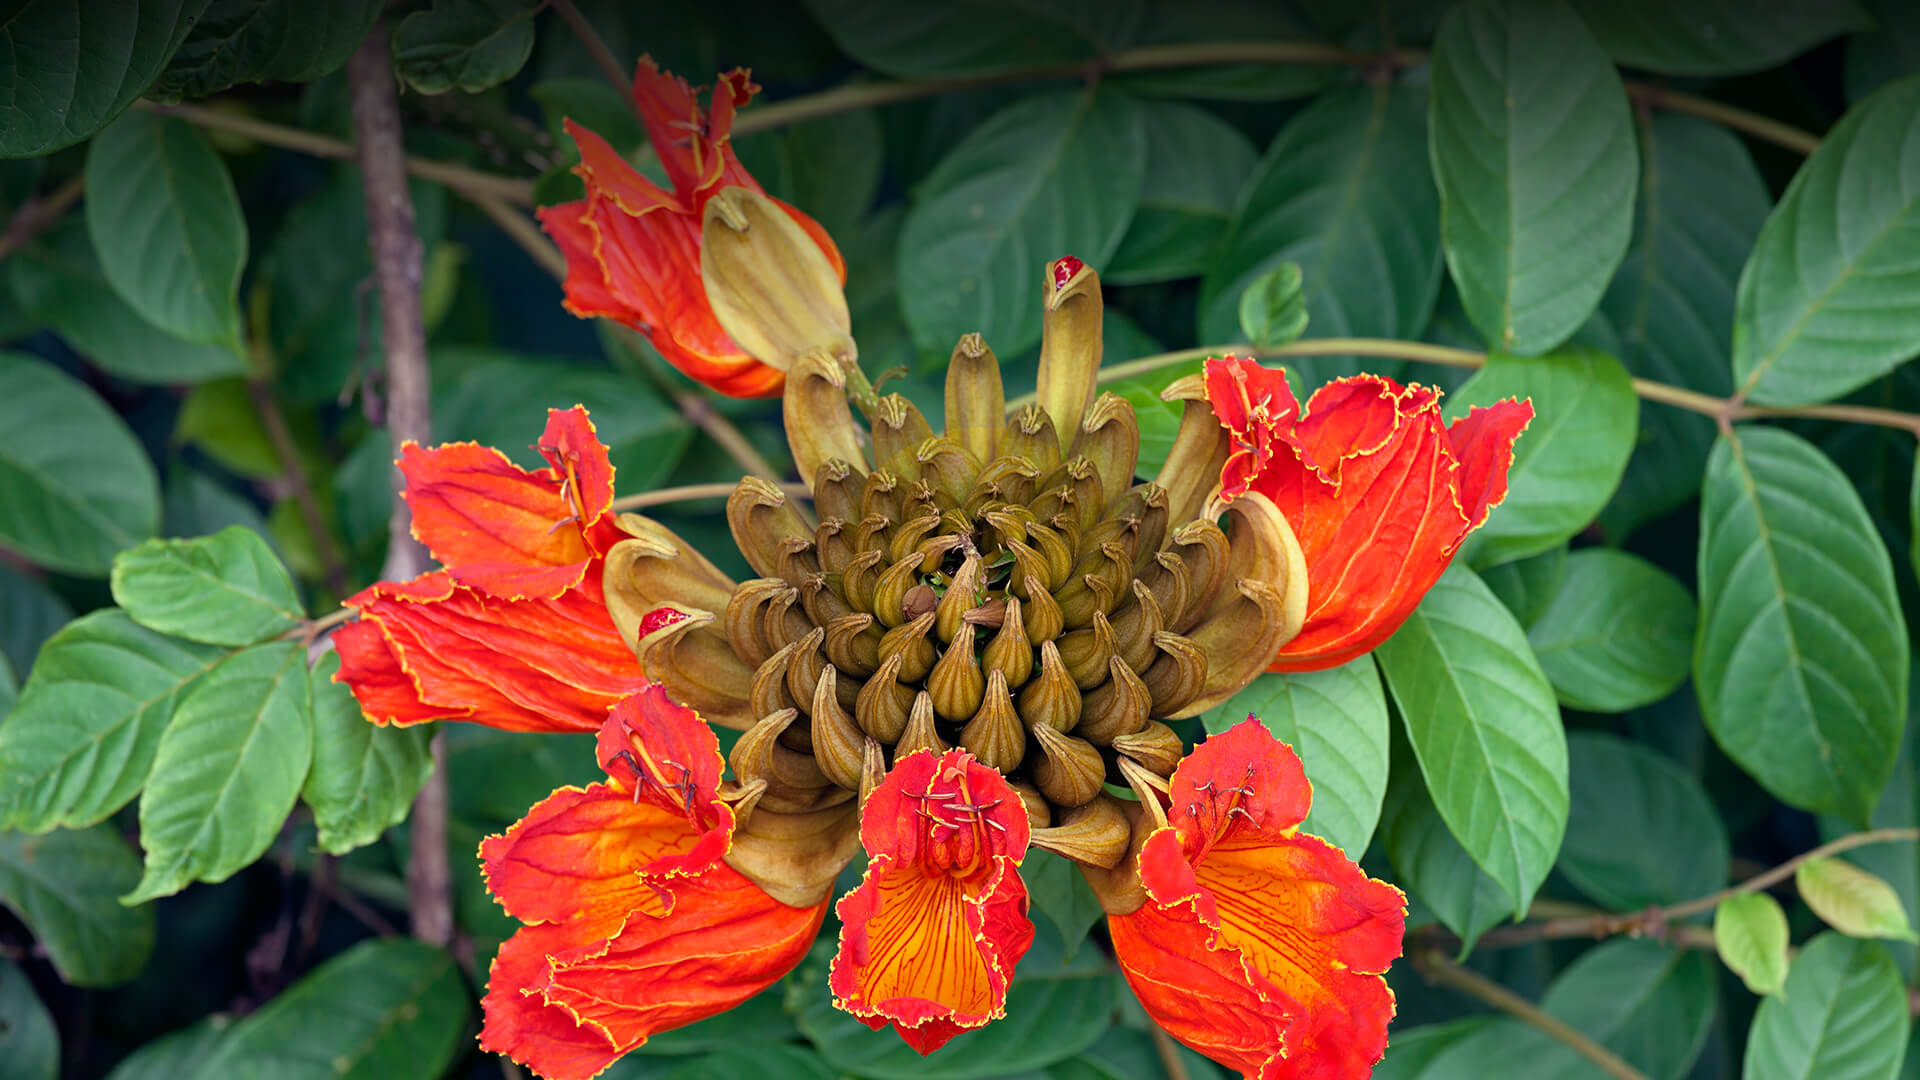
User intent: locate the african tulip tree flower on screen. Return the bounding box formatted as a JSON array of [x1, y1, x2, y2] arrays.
[[1205, 358, 1533, 673], [538, 59, 850, 398]]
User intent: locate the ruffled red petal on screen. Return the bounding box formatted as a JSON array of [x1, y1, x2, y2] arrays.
[[331, 618, 438, 725], [1446, 399, 1534, 531]]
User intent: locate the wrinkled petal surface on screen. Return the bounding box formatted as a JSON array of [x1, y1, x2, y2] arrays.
[[831, 750, 1035, 1054], [1110, 721, 1405, 1080], [480, 687, 827, 1079], [1206, 359, 1531, 671]]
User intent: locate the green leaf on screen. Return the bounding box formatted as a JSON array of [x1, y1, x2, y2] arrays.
[[1598, 114, 1770, 540], [1236, 262, 1309, 348], [0, 564, 73, 677], [1200, 84, 1441, 386], [392, 0, 542, 95], [1368, 1019, 1495, 1080], [149, 0, 385, 99], [302, 655, 433, 855], [1024, 849, 1103, 962], [1424, 939, 1715, 1080], [799, 0, 1145, 78], [5, 220, 245, 384], [1106, 99, 1258, 286], [1061, 1027, 1227, 1080], [633, 987, 798, 1056], [1105, 4, 1338, 104], [84, 112, 248, 350], [1716, 891, 1792, 997], [0, 658, 15, 718], [0, 611, 227, 832], [1201, 657, 1390, 858], [1527, 549, 1697, 711], [1820, 713, 1920, 982], [1375, 565, 1569, 917], [897, 89, 1146, 365], [1570, 0, 1872, 76], [663, 1047, 839, 1080], [1846, 0, 1920, 103], [126, 641, 313, 903], [101, 1017, 231, 1080], [1380, 720, 1514, 948], [1694, 425, 1908, 825], [1560, 732, 1728, 910], [530, 77, 644, 151], [0, 824, 155, 986], [0, 357, 161, 577], [1448, 349, 1639, 567], [1107, 362, 1193, 481], [1745, 933, 1909, 1080], [0, 0, 212, 157], [195, 939, 469, 1078], [790, 924, 1117, 1079], [0, 958, 56, 1080], [111, 527, 303, 647], [735, 109, 884, 241], [1479, 544, 1566, 629], [1428, 0, 1638, 355], [1800, 857, 1920, 944], [1733, 76, 1920, 406], [172, 378, 285, 479]]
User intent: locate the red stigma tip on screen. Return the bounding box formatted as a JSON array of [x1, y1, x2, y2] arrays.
[[639, 607, 691, 636], [1052, 257, 1084, 290]]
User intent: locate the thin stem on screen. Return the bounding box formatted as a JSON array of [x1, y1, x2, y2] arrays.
[[1417, 950, 1648, 1080], [1624, 81, 1821, 155], [673, 390, 788, 483], [608, 481, 812, 512], [136, 100, 535, 205], [246, 378, 350, 596], [551, 0, 637, 120], [0, 172, 85, 262], [1662, 827, 1920, 921], [1148, 1024, 1193, 1080], [282, 607, 356, 643]]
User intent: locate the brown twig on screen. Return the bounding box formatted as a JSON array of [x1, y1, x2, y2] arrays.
[[1148, 1024, 1193, 1080], [348, 24, 450, 950], [246, 379, 351, 596], [1416, 949, 1649, 1080], [1623, 81, 1821, 155], [607, 480, 812, 512], [0, 172, 85, 263]]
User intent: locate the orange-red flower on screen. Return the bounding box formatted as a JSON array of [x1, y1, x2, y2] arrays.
[[478, 686, 828, 1080], [830, 750, 1035, 1053], [1206, 358, 1532, 672], [334, 407, 647, 733], [1107, 720, 1406, 1079], [538, 59, 846, 399]]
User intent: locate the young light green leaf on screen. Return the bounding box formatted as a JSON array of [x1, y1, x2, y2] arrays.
[[0, 610, 227, 833], [1022, 850, 1103, 963], [1716, 892, 1792, 997], [126, 641, 313, 903], [1375, 566, 1569, 918], [1107, 99, 1258, 285], [0, 0, 211, 157], [0, 957, 56, 1080], [1446, 349, 1638, 567], [0, 823, 155, 986], [1380, 723, 1514, 949], [1202, 657, 1390, 858], [1200, 85, 1441, 387], [1570, 0, 1872, 76], [1236, 262, 1309, 348], [1428, 0, 1637, 355], [84, 112, 247, 350], [302, 655, 434, 855], [1561, 733, 1728, 911], [1528, 549, 1697, 712], [1733, 76, 1920, 406], [897, 90, 1145, 365], [1744, 933, 1908, 1080], [0, 357, 161, 577], [111, 527, 303, 647], [1695, 426, 1908, 826], [149, 0, 385, 100], [392, 0, 543, 95], [1799, 857, 1920, 944]]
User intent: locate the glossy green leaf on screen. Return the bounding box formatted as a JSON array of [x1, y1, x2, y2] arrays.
[[101, 1017, 231, 1080], [736, 109, 884, 241], [663, 1047, 838, 1080], [1716, 891, 1792, 997], [1429, 0, 1637, 355], [84, 112, 247, 350], [1063, 1027, 1227, 1080], [1570, 0, 1872, 76], [195, 939, 468, 1078], [1424, 939, 1715, 1080], [1733, 76, 1920, 406], [0, 0, 211, 157], [1800, 857, 1920, 943], [1846, 0, 1920, 103], [1024, 850, 1103, 962], [126, 641, 313, 903], [150, 0, 385, 99], [1106, 4, 1336, 103], [1106, 99, 1258, 285], [800, 0, 1145, 78], [1598, 115, 1769, 539], [1528, 549, 1697, 711], [1479, 545, 1565, 629], [1107, 361, 1192, 481], [1560, 732, 1727, 910], [6, 220, 245, 384], [0, 957, 56, 1080], [0, 611, 226, 832], [1745, 933, 1908, 1080], [0, 564, 73, 677], [111, 527, 303, 647], [392, 0, 542, 95], [0, 357, 161, 576], [0, 823, 155, 986], [1200, 85, 1441, 386], [1448, 349, 1638, 567], [633, 988, 798, 1056], [1695, 426, 1908, 825], [1820, 714, 1920, 982], [1369, 1019, 1494, 1080], [302, 655, 433, 855], [1375, 565, 1569, 917], [0, 657, 16, 718], [898, 90, 1146, 364], [1380, 722, 1514, 948], [1236, 262, 1308, 348], [1201, 657, 1390, 858]]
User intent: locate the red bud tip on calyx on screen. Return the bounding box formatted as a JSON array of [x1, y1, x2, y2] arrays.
[[640, 607, 694, 636], [1052, 257, 1084, 290]]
